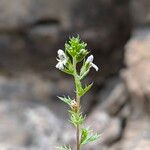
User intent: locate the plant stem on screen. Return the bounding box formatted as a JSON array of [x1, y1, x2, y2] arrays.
[[77, 124, 80, 150], [73, 58, 81, 150], [76, 95, 80, 150]]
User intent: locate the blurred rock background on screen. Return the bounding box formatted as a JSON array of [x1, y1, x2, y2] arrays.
[[0, 0, 149, 150]]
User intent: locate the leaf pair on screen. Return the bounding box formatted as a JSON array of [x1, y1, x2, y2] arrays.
[[58, 96, 73, 106], [80, 128, 100, 145], [80, 60, 90, 80], [69, 110, 85, 126], [62, 59, 74, 75], [77, 82, 93, 97]]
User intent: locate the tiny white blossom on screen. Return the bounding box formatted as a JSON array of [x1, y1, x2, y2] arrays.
[[86, 55, 94, 63], [86, 55, 99, 71], [56, 49, 67, 70]]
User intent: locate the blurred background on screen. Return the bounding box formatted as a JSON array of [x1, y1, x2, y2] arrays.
[[0, 0, 149, 149]]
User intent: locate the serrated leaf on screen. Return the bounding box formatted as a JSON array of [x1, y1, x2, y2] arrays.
[[84, 133, 100, 144], [56, 145, 72, 150], [58, 96, 73, 105], [80, 69, 90, 80], [62, 69, 73, 75], [80, 128, 100, 145], [69, 110, 85, 126], [61, 59, 74, 75], [80, 83, 93, 96], [75, 79, 84, 96], [80, 128, 89, 144], [80, 60, 90, 79], [76, 49, 89, 62]]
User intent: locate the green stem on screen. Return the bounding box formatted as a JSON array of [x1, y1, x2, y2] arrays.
[[73, 58, 81, 150], [76, 94, 80, 150]]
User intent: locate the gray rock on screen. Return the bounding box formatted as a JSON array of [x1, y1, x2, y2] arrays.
[[0, 100, 31, 147], [130, 0, 150, 27], [115, 118, 150, 150], [0, 99, 62, 150], [121, 29, 150, 117], [0, 0, 69, 31], [0, 74, 53, 102], [98, 77, 129, 116], [134, 140, 150, 150], [86, 110, 122, 147], [112, 28, 150, 150], [0, 74, 99, 121], [25, 106, 62, 149], [0, 144, 26, 150], [0, 0, 131, 81]]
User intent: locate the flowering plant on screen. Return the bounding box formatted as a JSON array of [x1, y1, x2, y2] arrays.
[[56, 36, 100, 150]]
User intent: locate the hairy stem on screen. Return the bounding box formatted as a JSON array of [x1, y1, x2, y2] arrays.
[[77, 124, 80, 150], [73, 58, 81, 150], [76, 95, 80, 150]]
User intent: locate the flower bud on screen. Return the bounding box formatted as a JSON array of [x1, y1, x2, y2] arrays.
[[70, 100, 78, 112], [85, 55, 99, 71], [86, 55, 94, 63], [58, 49, 65, 55]]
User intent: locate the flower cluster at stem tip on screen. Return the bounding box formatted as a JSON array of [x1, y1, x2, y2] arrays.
[[56, 36, 98, 73]]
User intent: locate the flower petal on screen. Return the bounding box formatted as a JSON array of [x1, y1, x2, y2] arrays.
[[91, 63, 99, 71], [86, 55, 94, 63], [56, 49, 67, 70], [57, 49, 66, 60], [57, 49, 64, 55], [56, 62, 64, 70]]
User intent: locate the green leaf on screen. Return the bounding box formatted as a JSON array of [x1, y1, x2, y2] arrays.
[[82, 69, 90, 80], [76, 49, 89, 62], [75, 81, 93, 97], [58, 96, 73, 105], [80, 69, 90, 80], [80, 128, 100, 145], [61, 59, 74, 75], [69, 110, 85, 126], [79, 83, 93, 97], [62, 69, 73, 75], [56, 145, 71, 150], [80, 60, 90, 80], [75, 79, 84, 96], [67, 62, 74, 74], [80, 128, 89, 144], [85, 133, 100, 144]]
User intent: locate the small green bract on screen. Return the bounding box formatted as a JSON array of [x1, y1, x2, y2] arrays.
[[57, 145, 72, 150]]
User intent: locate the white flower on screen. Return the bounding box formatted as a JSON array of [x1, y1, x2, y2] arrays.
[[86, 55, 94, 63], [56, 49, 67, 70], [86, 55, 99, 71]]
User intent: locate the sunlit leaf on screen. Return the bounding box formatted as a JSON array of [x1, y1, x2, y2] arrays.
[[58, 96, 73, 105], [80, 128, 100, 145], [69, 110, 85, 126]]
